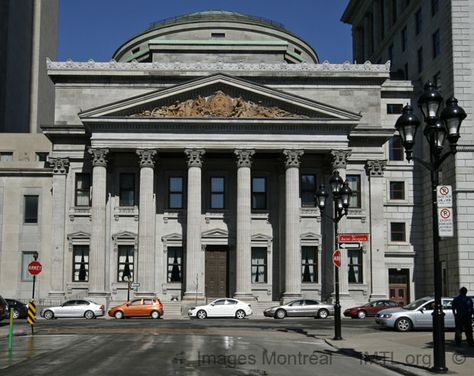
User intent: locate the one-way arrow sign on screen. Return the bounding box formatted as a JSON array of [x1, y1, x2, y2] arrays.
[[339, 242, 361, 250]]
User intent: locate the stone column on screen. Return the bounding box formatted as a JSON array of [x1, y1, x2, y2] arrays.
[[184, 149, 205, 300], [136, 149, 157, 295], [88, 148, 109, 295], [330, 150, 352, 297], [282, 149, 304, 302], [366, 160, 388, 300], [48, 157, 69, 297], [234, 150, 255, 299]]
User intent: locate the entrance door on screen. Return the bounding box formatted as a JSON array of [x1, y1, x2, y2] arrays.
[[389, 269, 410, 305], [205, 246, 228, 299]]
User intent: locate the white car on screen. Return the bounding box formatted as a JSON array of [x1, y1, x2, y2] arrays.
[[41, 299, 105, 320], [188, 298, 252, 319]]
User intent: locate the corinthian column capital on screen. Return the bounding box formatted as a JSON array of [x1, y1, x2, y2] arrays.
[[185, 149, 205, 168], [88, 148, 109, 167], [283, 149, 304, 169], [48, 157, 70, 174], [234, 149, 255, 168], [137, 149, 157, 168], [330, 149, 351, 170], [365, 160, 387, 177]]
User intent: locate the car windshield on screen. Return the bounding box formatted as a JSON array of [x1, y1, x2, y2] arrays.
[[403, 298, 431, 310]]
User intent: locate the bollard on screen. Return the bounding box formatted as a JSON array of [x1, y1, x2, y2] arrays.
[[8, 308, 14, 352]]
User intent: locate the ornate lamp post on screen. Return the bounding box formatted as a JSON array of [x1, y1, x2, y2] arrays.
[[316, 170, 352, 340], [395, 82, 466, 373]]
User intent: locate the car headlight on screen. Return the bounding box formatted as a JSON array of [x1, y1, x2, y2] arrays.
[[380, 314, 392, 318]]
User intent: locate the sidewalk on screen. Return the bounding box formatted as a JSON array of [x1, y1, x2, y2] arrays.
[[0, 322, 29, 338], [310, 328, 474, 376]]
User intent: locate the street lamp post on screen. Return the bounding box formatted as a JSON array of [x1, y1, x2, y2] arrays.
[[316, 170, 352, 341], [394, 82, 466, 373]]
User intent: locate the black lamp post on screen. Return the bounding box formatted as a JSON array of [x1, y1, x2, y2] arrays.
[[394, 82, 466, 373], [316, 170, 352, 341]]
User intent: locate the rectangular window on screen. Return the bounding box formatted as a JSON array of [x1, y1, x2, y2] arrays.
[[24, 195, 39, 224], [301, 174, 317, 207], [35, 152, 48, 162], [391, 222, 406, 242], [72, 245, 89, 282], [211, 32, 225, 38], [0, 152, 13, 161], [167, 247, 183, 283], [348, 249, 363, 283], [75, 173, 91, 206], [432, 29, 440, 58], [169, 176, 184, 209], [117, 245, 134, 282], [21, 252, 36, 281], [346, 175, 361, 208], [389, 181, 405, 200], [210, 177, 225, 209], [417, 47, 423, 73], [252, 177, 266, 210], [389, 136, 404, 161], [301, 246, 318, 283], [119, 173, 136, 206], [415, 8, 422, 35], [387, 104, 403, 114], [401, 26, 407, 52], [251, 247, 267, 283], [431, 0, 439, 16]]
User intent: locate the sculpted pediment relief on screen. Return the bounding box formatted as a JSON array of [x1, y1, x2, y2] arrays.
[[130, 91, 307, 119]]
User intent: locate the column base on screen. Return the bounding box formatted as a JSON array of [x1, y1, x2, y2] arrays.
[[281, 292, 303, 304], [233, 292, 257, 301]]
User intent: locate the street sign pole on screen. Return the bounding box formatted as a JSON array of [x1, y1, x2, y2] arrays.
[[31, 252, 38, 301]]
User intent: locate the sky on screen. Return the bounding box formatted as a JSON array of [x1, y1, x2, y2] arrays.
[[57, 0, 353, 63]]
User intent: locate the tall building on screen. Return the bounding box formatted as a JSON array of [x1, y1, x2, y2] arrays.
[[0, 0, 58, 133], [342, 0, 474, 295], [1, 11, 417, 311]]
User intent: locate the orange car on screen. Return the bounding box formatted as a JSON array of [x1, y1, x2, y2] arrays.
[[108, 298, 164, 319]]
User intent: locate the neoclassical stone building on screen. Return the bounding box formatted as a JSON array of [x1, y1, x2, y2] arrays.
[[0, 11, 417, 308]]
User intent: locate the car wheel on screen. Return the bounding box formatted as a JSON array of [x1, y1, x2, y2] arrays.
[[44, 310, 54, 320], [197, 310, 207, 320], [150, 310, 160, 319], [114, 311, 124, 320], [318, 309, 329, 319], [12, 309, 20, 319], [84, 310, 95, 320], [275, 309, 286, 319], [235, 309, 246, 319], [357, 310, 367, 319], [395, 317, 413, 332]]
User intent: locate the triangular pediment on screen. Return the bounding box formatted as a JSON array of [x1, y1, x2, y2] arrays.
[[202, 228, 228, 238], [67, 231, 90, 241], [79, 74, 360, 121], [251, 233, 272, 241]]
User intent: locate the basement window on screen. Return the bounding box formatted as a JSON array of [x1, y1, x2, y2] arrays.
[[211, 32, 226, 38]]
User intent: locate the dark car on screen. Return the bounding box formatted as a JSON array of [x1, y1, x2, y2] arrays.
[[344, 300, 401, 319], [0, 296, 9, 322], [5, 299, 28, 319]]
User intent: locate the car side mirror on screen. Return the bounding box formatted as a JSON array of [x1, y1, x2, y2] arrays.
[[420, 307, 425, 313], [126, 303, 130, 307], [211, 303, 215, 306]]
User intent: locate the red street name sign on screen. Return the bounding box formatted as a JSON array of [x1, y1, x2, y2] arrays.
[[28, 261, 42, 275], [338, 233, 369, 242], [333, 250, 341, 268]]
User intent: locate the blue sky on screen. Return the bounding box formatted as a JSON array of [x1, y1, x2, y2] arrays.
[[57, 0, 352, 63]]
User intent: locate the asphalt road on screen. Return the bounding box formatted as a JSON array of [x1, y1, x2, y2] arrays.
[[0, 318, 401, 376]]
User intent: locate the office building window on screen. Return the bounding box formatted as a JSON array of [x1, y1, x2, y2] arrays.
[[119, 173, 135, 206], [401, 26, 407, 51], [0, 152, 13, 161], [432, 29, 440, 58], [167, 247, 183, 283], [117, 245, 134, 282], [387, 104, 403, 114], [75, 173, 91, 206], [391, 222, 406, 242], [431, 0, 439, 16], [24, 195, 39, 224], [390, 181, 405, 200], [252, 177, 266, 210], [389, 136, 404, 161], [417, 47, 423, 73], [21, 252, 36, 281], [251, 247, 267, 283], [169, 176, 184, 209], [348, 250, 363, 283], [302, 246, 318, 283], [210, 177, 225, 209], [346, 175, 361, 208], [35, 152, 48, 162], [415, 8, 422, 35], [301, 174, 317, 207], [72, 245, 89, 282]]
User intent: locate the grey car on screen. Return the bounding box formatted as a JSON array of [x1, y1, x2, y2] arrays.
[[375, 297, 455, 332], [264, 299, 334, 319], [41, 299, 105, 320]]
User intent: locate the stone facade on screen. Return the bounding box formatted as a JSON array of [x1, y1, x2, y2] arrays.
[[0, 11, 417, 310]]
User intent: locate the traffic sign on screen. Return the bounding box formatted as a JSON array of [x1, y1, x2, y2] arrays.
[[28, 261, 42, 275], [27, 301, 36, 325], [339, 242, 361, 250], [333, 250, 342, 268], [338, 234, 369, 242], [131, 282, 140, 288], [437, 185, 452, 208], [438, 207, 454, 237]]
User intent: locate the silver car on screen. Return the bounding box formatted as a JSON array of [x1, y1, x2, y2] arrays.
[[41, 299, 104, 320], [264, 299, 334, 319], [375, 297, 455, 332]]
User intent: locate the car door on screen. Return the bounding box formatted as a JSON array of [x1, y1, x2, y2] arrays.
[[57, 300, 76, 317], [142, 299, 154, 316], [225, 299, 238, 317], [415, 301, 435, 327], [126, 299, 143, 317], [209, 299, 227, 317], [303, 300, 319, 317], [287, 300, 304, 317], [442, 299, 455, 328], [73, 300, 90, 317]]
